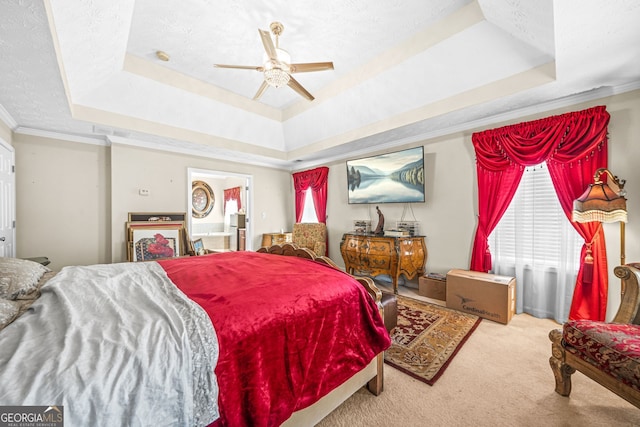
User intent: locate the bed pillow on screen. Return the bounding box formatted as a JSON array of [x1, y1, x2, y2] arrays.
[[0, 257, 51, 300], [0, 298, 21, 331]]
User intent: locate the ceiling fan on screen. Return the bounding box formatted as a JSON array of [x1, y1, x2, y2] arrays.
[[214, 22, 334, 101]]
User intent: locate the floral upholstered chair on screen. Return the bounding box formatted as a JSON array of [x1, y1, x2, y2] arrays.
[[549, 263, 640, 408], [292, 223, 327, 257]]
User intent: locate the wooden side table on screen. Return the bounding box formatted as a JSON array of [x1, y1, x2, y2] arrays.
[[262, 232, 292, 248]]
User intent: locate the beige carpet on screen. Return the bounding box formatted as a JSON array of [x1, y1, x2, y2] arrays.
[[317, 295, 640, 426], [385, 296, 481, 385]]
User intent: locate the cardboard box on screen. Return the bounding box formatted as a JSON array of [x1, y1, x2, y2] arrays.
[[418, 276, 446, 301], [446, 269, 516, 325]]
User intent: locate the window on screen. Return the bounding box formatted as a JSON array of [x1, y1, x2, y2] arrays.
[[300, 188, 318, 223], [489, 163, 583, 322]]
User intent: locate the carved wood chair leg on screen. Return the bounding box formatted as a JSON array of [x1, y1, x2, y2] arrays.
[[549, 329, 575, 396], [549, 356, 575, 396]]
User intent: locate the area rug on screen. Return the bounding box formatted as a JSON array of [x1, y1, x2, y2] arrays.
[[384, 295, 482, 385]]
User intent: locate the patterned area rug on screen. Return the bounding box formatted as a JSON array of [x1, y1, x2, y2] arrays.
[[384, 295, 482, 385]]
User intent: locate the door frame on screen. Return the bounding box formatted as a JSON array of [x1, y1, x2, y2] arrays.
[[187, 168, 253, 251], [0, 137, 16, 257]]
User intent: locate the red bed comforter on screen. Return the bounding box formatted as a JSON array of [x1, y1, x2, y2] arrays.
[[159, 251, 390, 427]]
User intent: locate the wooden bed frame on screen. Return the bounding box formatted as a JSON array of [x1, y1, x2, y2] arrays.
[[256, 243, 385, 425]]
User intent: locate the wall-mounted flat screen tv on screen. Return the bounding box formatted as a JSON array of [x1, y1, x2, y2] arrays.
[[347, 146, 425, 204]]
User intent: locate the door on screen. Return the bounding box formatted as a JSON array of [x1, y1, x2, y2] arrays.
[[0, 140, 15, 257]]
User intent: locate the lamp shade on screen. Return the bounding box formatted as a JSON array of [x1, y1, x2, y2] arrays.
[[572, 181, 627, 223]]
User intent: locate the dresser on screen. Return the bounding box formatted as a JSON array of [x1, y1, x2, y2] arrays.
[[261, 232, 293, 248], [340, 233, 427, 294]]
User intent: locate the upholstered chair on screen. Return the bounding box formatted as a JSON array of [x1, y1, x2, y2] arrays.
[[292, 223, 327, 256], [549, 263, 640, 408]]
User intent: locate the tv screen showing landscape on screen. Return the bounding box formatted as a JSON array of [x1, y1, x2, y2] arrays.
[[346, 146, 425, 204]]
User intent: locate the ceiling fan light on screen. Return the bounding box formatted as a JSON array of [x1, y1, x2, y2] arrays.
[[264, 68, 290, 88]]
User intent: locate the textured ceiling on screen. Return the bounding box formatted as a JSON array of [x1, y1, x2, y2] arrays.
[[1, 0, 639, 169]]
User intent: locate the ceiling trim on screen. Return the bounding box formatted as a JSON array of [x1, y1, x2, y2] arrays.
[[107, 135, 290, 170], [71, 104, 288, 160], [0, 104, 17, 130], [292, 81, 640, 171], [43, 0, 75, 117], [288, 61, 556, 161], [10, 81, 639, 173], [123, 53, 283, 121], [14, 126, 108, 146]]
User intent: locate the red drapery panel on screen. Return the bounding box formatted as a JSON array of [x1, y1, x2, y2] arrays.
[[223, 187, 242, 214], [471, 105, 610, 320], [292, 167, 329, 255]]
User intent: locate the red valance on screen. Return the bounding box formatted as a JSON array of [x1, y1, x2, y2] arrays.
[[473, 105, 610, 170]]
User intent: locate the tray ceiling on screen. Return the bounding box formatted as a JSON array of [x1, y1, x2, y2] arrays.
[[1, 0, 639, 168]]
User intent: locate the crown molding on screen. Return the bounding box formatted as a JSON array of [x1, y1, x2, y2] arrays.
[[292, 80, 640, 171], [13, 127, 109, 146], [106, 136, 292, 171], [9, 79, 640, 173], [0, 104, 18, 130]]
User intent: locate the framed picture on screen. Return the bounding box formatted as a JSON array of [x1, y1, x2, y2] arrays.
[[192, 181, 215, 218], [193, 238, 205, 255], [346, 146, 425, 204], [126, 221, 185, 261]]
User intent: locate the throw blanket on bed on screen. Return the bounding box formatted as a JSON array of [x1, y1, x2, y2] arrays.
[[0, 262, 219, 426], [159, 251, 390, 427]]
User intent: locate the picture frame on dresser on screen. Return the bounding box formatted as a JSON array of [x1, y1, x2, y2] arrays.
[[192, 238, 205, 256]]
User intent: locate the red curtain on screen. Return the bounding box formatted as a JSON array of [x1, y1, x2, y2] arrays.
[[471, 105, 610, 320], [292, 167, 329, 255], [223, 187, 241, 214]]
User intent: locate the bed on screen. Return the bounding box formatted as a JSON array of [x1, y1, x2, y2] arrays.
[[0, 244, 390, 426]]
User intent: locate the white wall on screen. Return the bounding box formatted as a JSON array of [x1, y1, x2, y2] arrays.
[[110, 143, 293, 262], [12, 137, 292, 269], [325, 134, 477, 273], [13, 134, 110, 269]]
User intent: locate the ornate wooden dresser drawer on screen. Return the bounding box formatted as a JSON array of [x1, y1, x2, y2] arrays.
[[340, 233, 427, 294]]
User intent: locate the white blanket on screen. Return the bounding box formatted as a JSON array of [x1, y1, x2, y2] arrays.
[[0, 262, 219, 426]]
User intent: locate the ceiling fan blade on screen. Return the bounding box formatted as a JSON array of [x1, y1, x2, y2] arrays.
[[287, 76, 314, 101], [214, 64, 263, 71], [253, 81, 269, 100], [259, 29, 277, 60], [290, 62, 334, 73]]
